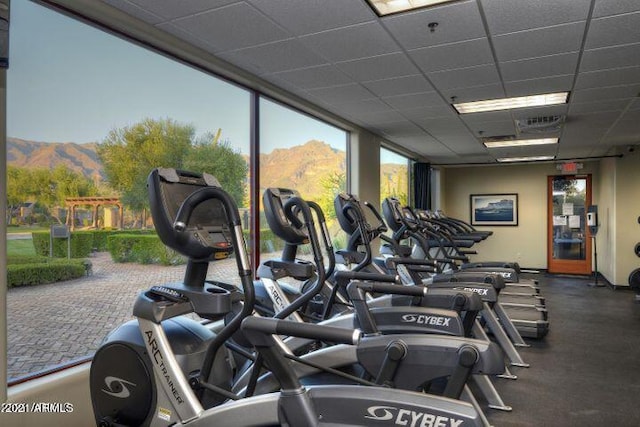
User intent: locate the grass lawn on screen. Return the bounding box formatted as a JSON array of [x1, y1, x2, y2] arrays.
[[7, 239, 36, 257], [7, 226, 48, 234]]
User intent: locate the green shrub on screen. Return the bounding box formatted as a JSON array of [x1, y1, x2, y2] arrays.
[[7, 258, 90, 288], [32, 231, 94, 258], [91, 229, 155, 251], [107, 234, 184, 265]]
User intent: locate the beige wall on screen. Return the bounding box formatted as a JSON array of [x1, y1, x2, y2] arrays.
[[443, 162, 599, 270], [597, 157, 617, 283], [614, 149, 640, 286]]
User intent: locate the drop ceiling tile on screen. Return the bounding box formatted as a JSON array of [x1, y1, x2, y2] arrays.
[[581, 43, 640, 72], [247, 0, 375, 36], [557, 146, 600, 158], [585, 11, 640, 49], [571, 84, 640, 102], [362, 75, 434, 97], [381, 0, 485, 50], [219, 39, 327, 74], [593, 0, 640, 18], [416, 117, 468, 133], [401, 105, 458, 120], [575, 66, 640, 89], [569, 100, 631, 114], [492, 22, 585, 62], [299, 22, 399, 62], [620, 109, 640, 121], [104, 0, 164, 24], [307, 84, 376, 105], [409, 38, 493, 73], [505, 75, 574, 97], [481, 0, 590, 35], [465, 120, 517, 137], [403, 141, 455, 158], [428, 64, 501, 90], [441, 84, 506, 104], [567, 112, 622, 127], [332, 98, 393, 116], [511, 104, 569, 120], [382, 92, 444, 111], [129, 0, 239, 20], [350, 110, 407, 124], [631, 98, 640, 111], [460, 111, 513, 124], [172, 3, 289, 52], [155, 22, 219, 53], [269, 65, 353, 90], [374, 121, 423, 135], [501, 52, 579, 82], [336, 53, 420, 82]]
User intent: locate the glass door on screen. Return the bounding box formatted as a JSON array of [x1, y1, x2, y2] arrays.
[[547, 175, 592, 274]]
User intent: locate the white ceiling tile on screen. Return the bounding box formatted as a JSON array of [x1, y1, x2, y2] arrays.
[[602, 120, 640, 144], [409, 38, 493, 73], [299, 22, 399, 62], [247, 0, 375, 36], [130, 0, 239, 20], [383, 92, 444, 111], [350, 110, 408, 124], [581, 43, 640, 71], [512, 104, 569, 120], [269, 65, 353, 89], [501, 52, 579, 81], [172, 3, 289, 52], [460, 111, 513, 124], [620, 109, 640, 121], [556, 146, 601, 158], [585, 11, 640, 49], [374, 121, 423, 135], [593, 0, 640, 18], [381, 0, 485, 50], [571, 84, 640, 102], [428, 64, 501, 90], [480, 0, 591, 35], [566, 112, 622, 128], [336, 53, 420, 82], [505, 75, 574, 97], [492, 22, 585, 62], [104, 0, 164, 24], [441, 84, 506, 104], [416, 117, 468, 134], [401, 105, 458, 120], [333, 98, 393, 115], [569, 99, 631, 114], [219, 39, 327, 74], [465, 120, 517, 137], [575, 66, 640, 89], [307, 84, 376, 105], [362, 75, 434, 97], [155, 22, 219, 53]]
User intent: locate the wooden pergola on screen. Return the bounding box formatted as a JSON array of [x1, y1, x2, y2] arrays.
[[65, 197, 123, 230]]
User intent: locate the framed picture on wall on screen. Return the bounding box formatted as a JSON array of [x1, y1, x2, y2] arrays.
[[470, 193, 518, 226]]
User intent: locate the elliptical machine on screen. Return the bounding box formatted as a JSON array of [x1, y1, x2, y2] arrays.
[[90, 168, 487, 427]]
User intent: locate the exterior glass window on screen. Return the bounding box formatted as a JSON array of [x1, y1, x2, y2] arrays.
[[380, 147, 410, 206], [258, 97, 348, 257], [5, 1, 250, 381]]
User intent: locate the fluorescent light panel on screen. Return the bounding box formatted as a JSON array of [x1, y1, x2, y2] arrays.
[[454, 92, 569, 114], [366, 0, 457, 16], [497, 156, 555, 163], [483, 137, 558, 148]]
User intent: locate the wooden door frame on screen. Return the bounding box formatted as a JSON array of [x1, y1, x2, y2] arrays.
[[547, 174, 592, 274]]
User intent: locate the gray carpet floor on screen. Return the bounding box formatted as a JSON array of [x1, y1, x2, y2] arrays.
[[486, 274, 640, 426]]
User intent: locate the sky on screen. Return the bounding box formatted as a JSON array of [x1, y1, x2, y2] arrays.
[[6, 0, 348, 155]]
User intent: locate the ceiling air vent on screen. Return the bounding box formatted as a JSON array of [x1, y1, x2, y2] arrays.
[[515, 115, 565, 134]]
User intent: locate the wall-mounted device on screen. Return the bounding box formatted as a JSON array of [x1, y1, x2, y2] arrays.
[[587, 205, 598, 236]]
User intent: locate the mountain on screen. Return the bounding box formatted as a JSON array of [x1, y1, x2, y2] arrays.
[[7, 137, 103, 178], [259, 139, 346, 197]]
